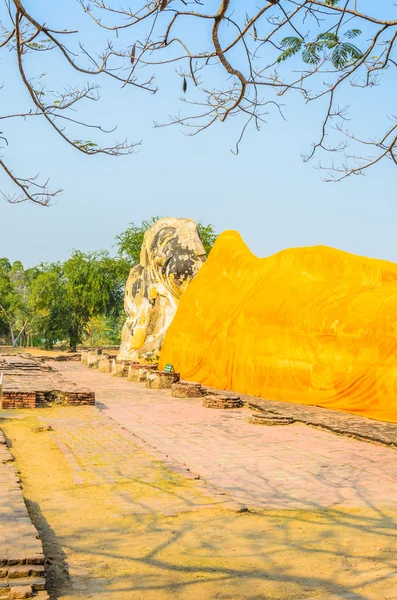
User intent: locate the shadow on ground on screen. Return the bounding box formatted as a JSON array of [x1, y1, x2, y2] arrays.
[[2, 411, 397, 600]]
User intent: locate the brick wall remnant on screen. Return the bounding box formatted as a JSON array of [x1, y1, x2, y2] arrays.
[[0, 355, 95, 409]]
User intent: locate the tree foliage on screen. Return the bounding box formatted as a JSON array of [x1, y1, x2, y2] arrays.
[[29, 251, 129, 350], [0, 259, 37, 345], [0, 1, 395, 205]]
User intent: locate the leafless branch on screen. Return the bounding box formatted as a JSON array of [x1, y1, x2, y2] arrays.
[[1, 0, 396, 202]]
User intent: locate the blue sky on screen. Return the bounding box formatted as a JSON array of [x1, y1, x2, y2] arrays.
[[0, 1, 396, 266]]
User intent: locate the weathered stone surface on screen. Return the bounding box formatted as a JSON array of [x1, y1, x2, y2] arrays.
[[127, 364, 157, 383], [8, 565, 45, 579], [248, 413, 295, 426], [35, 354, 81, 362], [146, 371, 180, 389], [111, 360, 129, 377], [81, 350, 88, 366], [203, 395, 243, 409], [245, 396, 397, 447], [97, 356, 112, 373], [118, 218, 206, 364], [171, 382, 204, 398], [9, 586, 33, 599], [86, 350, 102, 369]]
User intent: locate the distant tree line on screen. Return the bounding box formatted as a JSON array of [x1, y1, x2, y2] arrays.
[[0, 218, 217, 351]]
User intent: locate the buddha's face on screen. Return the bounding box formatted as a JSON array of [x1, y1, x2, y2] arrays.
[[147, 219, 206, 296]]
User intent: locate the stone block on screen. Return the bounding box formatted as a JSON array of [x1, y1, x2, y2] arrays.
[[203, 395, 243, 409], [146, 371, 180, 389], [9, 585, 33, 599], [171, 382, 204, 398], [248, 413, 295, 426], [111, 360, 128, 377], [97, 357, 112, 373], [8, 565, 45, 579], [86, 351, 101, 369], [127, 365, 157, 383]]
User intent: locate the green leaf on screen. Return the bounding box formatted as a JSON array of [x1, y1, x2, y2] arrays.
[[345, 29, 362, 39], [277, 36, 303, 63], [332, 42, 363, 68], [302, 43, 321, 65], [316, 32, 339, 49]]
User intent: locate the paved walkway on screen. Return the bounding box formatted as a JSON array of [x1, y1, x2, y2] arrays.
[[36, 406, 231, 517], [54, 363, 397, 511]]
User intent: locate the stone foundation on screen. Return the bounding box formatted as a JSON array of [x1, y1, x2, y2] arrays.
[[0, 356, 95, 409], [97, 356, 113, 373], [171, 382, 204, 398], [35, 353, 81, 363], [248, 413, 295, 426], [86, 350, 102, 369], [127, 365, 158, 383], [111, 360, 129, 377], [203, 395, 243, 409], [146, 371, 180, 389]]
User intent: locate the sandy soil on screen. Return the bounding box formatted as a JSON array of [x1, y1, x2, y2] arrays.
[[0, 347, 71, 357], [1, 411, 397, 600]]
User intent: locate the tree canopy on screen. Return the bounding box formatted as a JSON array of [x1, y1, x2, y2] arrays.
[[0, 259, 36, 346], [29, 251, 130, 351], [0, 1, 395, 205]]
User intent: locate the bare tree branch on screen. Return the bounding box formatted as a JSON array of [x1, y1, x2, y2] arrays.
[[1, 0, 396, 202]]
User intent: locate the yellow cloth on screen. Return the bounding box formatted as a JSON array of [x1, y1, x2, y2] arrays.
[[160, 231, 397, 423]]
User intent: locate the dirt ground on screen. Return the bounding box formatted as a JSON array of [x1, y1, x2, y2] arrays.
[[0, 347, 70, 357], [1, 410, 397, 600]]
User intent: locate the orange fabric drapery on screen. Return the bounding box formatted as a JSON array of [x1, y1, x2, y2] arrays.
[[160, 231, 397, 423]]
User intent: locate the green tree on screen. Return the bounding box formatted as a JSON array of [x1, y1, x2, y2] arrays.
[[88, 314, 125, 347], [115, 217, 218, 265], [115, 217, 160, 266], [0, 258, 14, 341], [0, 259, 36, 346], [30, 251, 129, 351]]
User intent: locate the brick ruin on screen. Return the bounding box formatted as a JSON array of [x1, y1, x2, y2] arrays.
[[0, 356, 95, 409]]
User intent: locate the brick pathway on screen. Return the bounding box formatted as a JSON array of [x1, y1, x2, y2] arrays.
[[37, 408, 231, 516], [55, 363, 397, 511], [0, 431, 47, 599]]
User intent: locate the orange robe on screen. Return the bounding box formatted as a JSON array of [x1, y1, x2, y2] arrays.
[[160, 231, 397, 423]]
